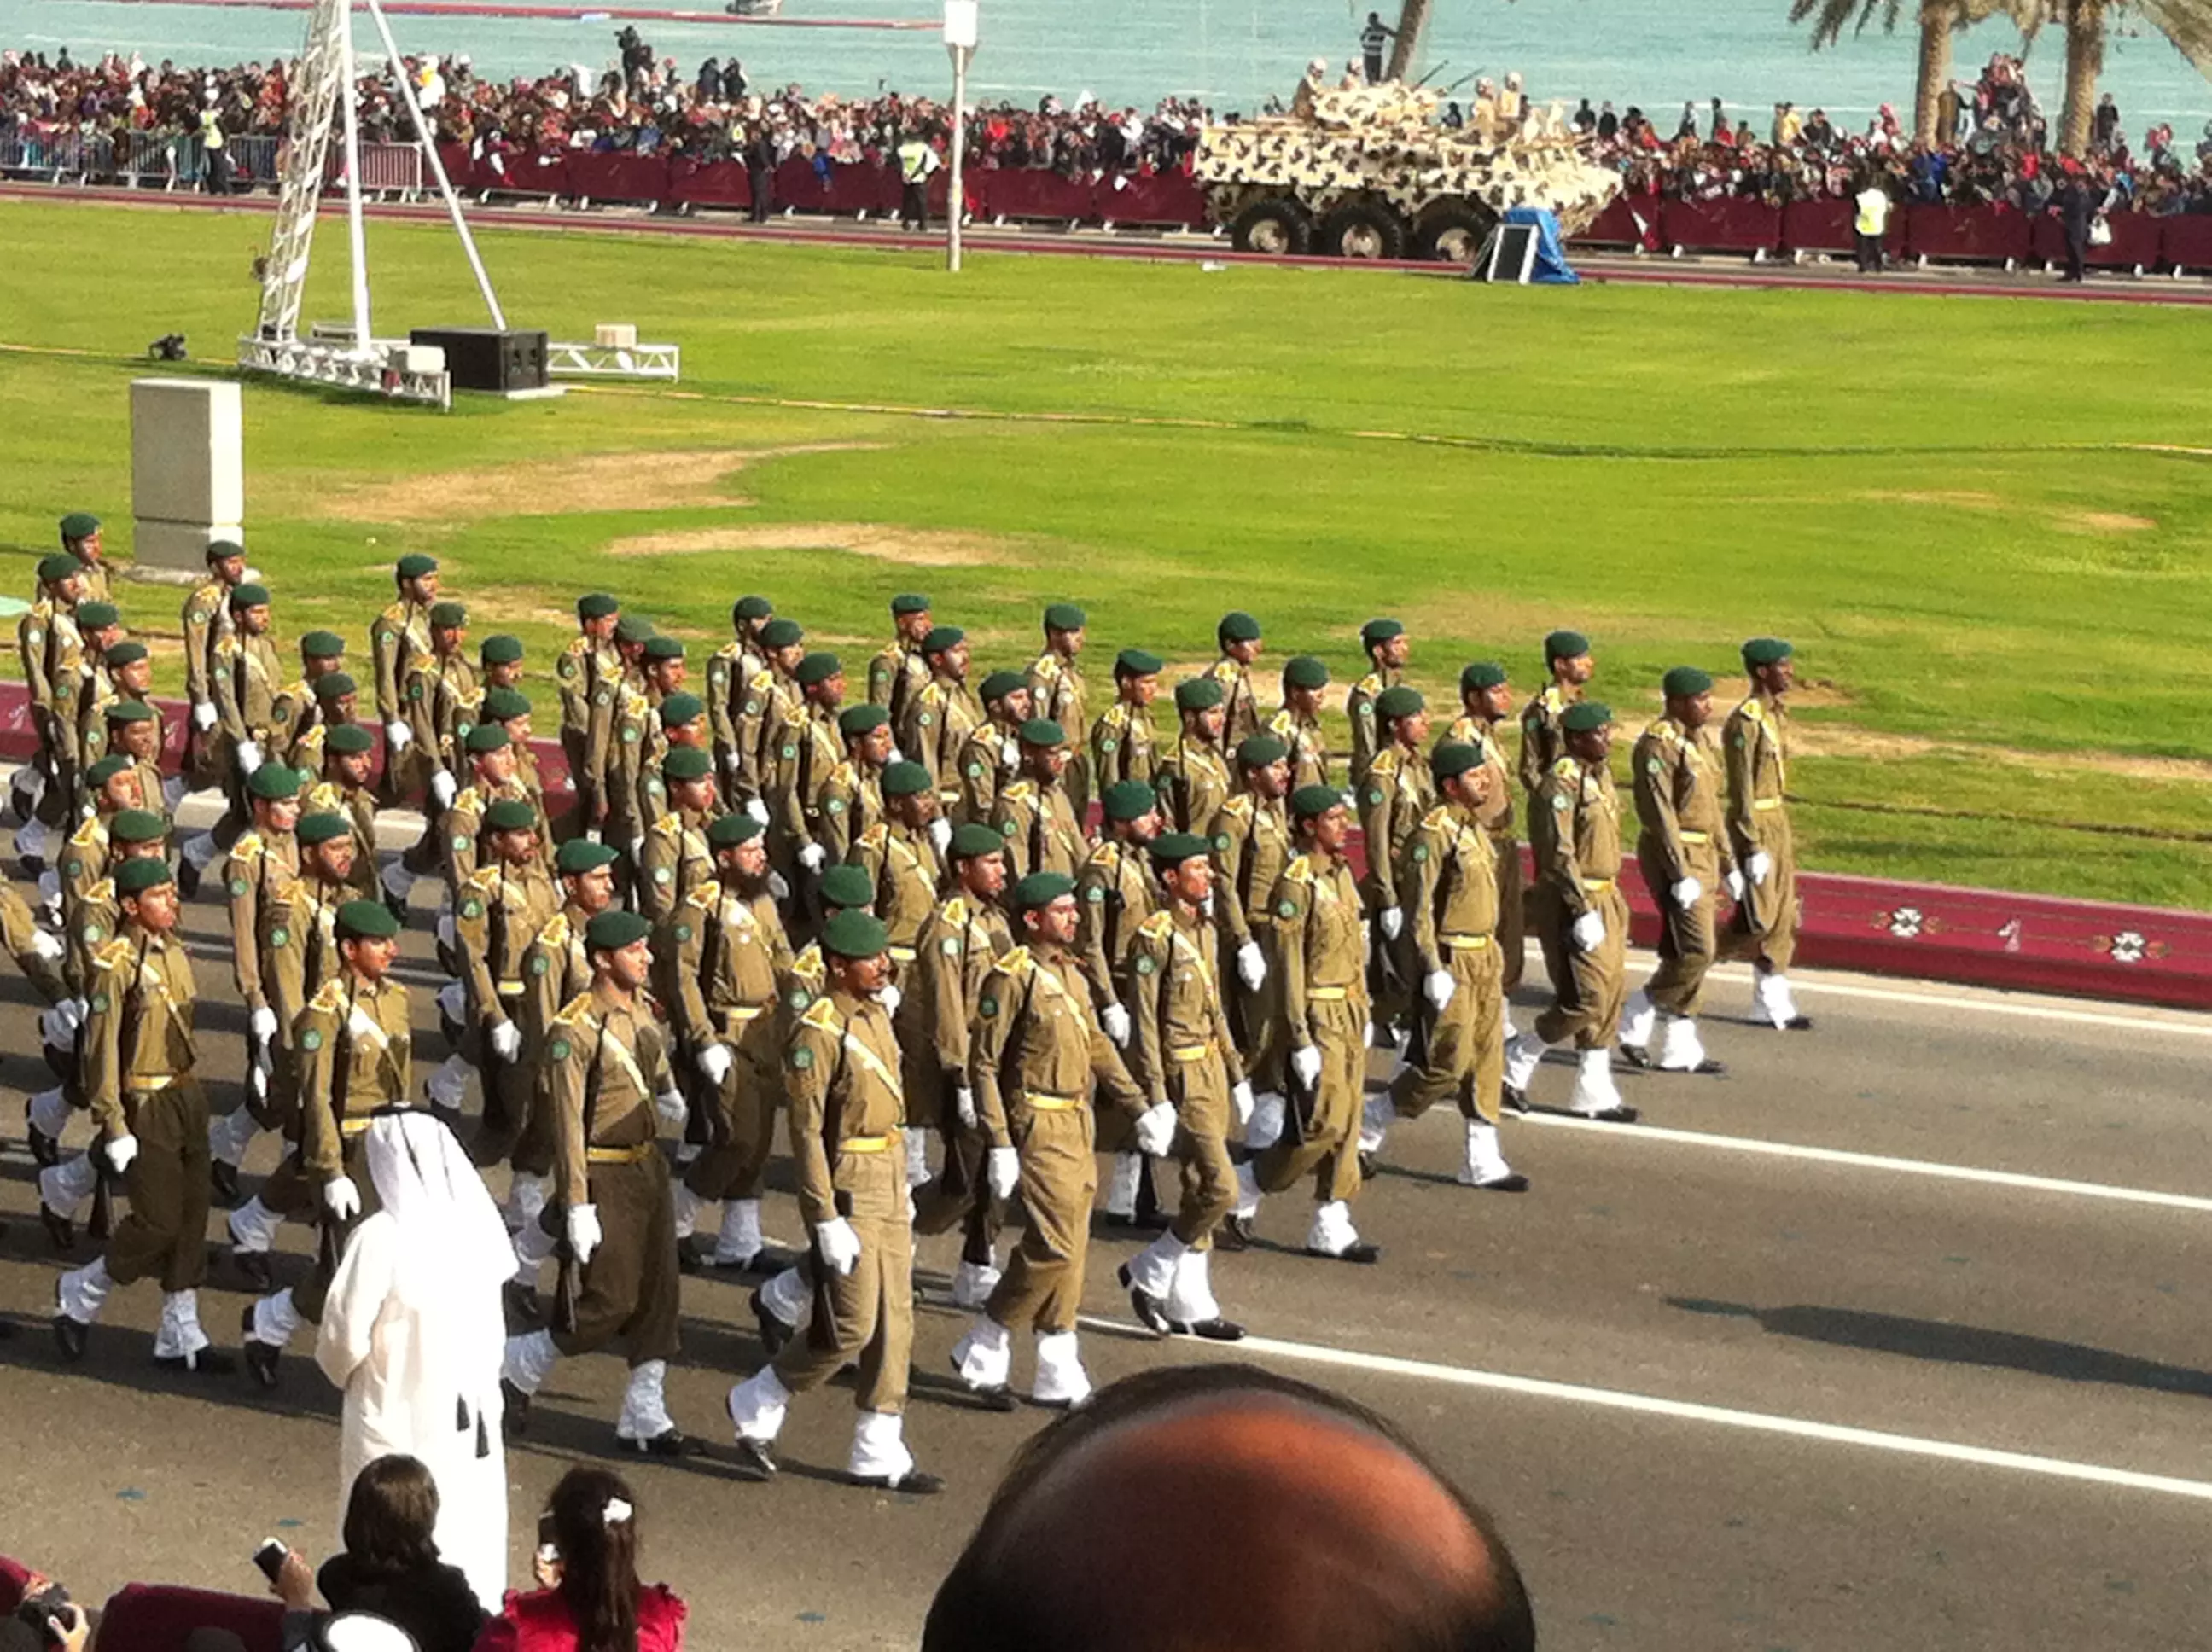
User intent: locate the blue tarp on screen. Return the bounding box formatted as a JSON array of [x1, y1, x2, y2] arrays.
[[1504, 206, 1580, 284]]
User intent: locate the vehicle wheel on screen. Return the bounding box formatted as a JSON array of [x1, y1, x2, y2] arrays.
[[1318, 201, 1406, 259], [1229, 198, 1312, 256], [1416, 205, 1492, 265]]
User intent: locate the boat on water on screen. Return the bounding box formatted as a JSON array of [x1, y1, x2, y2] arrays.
[[726, 0, 782, 14]]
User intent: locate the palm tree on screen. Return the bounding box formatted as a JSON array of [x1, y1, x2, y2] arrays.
[[1386, 0, 1433, 80], [1789, 0, 2019, 143], [2044, 0, 2212, 155]]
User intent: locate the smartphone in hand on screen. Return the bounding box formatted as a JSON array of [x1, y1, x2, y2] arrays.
[[253, 1539, 289, 1584]]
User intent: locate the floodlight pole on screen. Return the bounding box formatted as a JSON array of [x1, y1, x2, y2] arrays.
[[945, 0, 978, 272], [334, 0, 373, 344]]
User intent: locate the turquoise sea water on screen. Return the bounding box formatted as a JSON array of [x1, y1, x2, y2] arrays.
[[6, 0, 2209, 129]]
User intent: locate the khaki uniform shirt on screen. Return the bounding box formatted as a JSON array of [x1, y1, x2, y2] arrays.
[[548, 982, 673, 1207], [520, 907, 594, 1058], [1633, 715, 1730, 885], [816, 759, 883, 865], [1442, 713, 1517, 845], [1159, 736, 1234, 841], [370, 596, 432, 730], [1126, 905, 1246, 1107], [1204, 656, 1264, 748], [1401, 802, 1500, 977], [454, 860, 562, 1032], [1026, 650, 1088, 747], [306, 777, 381, 896], [849, 821, 941, 965], [1723, 691, 1791, 858], [969, 943, 1144, 1146], [84, 923, 198, 1135], [182, 579, 234, 716], [225, 829, 300, 1014], [1075, 838, 1155, 1014], [990, 777, 1085, 884], [1359, 743, 1435, 913], [298, 973, 413, 1179], [1272, 851, 1369, 1050], [705, 637, 767, 782], [1518, 683, 1581, 798], [1532, 756, 1624, 919], [785, 988, 906, 1224], [768, 701, 843, 858], [1269, 705, 1331, 794], [636, 806, 715, 928], [900, 675, 984, 806], [1345, 666, 1399, 791], [954, 719, 1022, 828], [869, 639, 930, 731], [902, 892, 1011, 1076], [663, 880, 791, 1049], [1214, 791, 1291, 951], [1090, 700, 1157, 790]]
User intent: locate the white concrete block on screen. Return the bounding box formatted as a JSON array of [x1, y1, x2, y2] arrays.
[[131, 378, 242, 527], [594, 323, 637, 347]]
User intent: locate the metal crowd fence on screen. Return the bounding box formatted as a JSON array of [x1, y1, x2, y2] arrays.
[[0, 131, 416, 196]]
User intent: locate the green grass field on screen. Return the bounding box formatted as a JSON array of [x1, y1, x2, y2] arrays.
[[3, 195, 2209, 905]]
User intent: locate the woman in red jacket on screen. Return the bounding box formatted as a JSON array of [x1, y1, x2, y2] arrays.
[[474, 1468, 685, 1652]]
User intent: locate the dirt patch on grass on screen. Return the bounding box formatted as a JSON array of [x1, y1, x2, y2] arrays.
[[1865, 489, 2005, 512], [1862, 490, 2156, 536], [603, 522, 1016, 567], [2052, 509, 2157, 533]]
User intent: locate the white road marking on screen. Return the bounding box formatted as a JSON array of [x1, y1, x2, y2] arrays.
[[1515, 1114, 2212, 1212], [1074, 1321, 2212, 1504]]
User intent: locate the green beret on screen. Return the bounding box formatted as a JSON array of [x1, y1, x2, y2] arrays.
[[479, 634, 523, 666], [585, 909, 653, 952], [1237, 734, 1289, 769], [114, 858, 175, 897], [1291, 783, 1343, 820], [484, 797, 538, 833], [247, 764, 300, 800], [980, 669, 1026, 703], [1431, 742, 1484, 783], [659, 692, 705, 728], [921, 625, 965, 654], [1283, 655, 1330, 691], [643, 635, 685, 662], [822, 909, 890, 959], [1662, 666, 1714, 698], [614, 614, 657, 644], [1173, 678, 1225, 713], [1360, 618, 1404, 649], [839, 704, 889, 738], [795, 651, 842, 687], [325, 724, 375, 755], [1019, 717, 1065, 747], [890, 593, 932, 617], [1217, 611, 1262, 643], [1561, 701, 1613, 733], [759, 619, 804, 650], [105, 699, 153, 724], [300, 630, 346, 660], [295, 811, 351, 846], [207, 539, 244, 562], [75, 602, 119, 630], [556, 839, 620, 875], [104, 641, 148, 669], [1014, 870, 1077, 910], [84, 755, 129, 788], [881, 759, 932, 798], [109, 809, 167, 844], [733, 595, 774, 622], [463, 724, 510, 754], [1147, 830, 1210, 865], [1115, 648, 1162, 678], [230, 582, 271, 610], [818, 864, 875, 910], [1545, 629, 1591, 663], [38, 553, 81, 584], [661, 746, 713, 782], [1375, 686, 1425, 720], [337, 899, 402, 940], [59, 512, 100, 540], [312, 672, 357, 704], [1742, 637, 1794, 667], [1101, 780, 1157, 823], [1043, 602, 1086, 631], [394, 553, 439, 580], [707, 811, 765, 847], [576, 592, 620, 621], [948, 823, 1004, 860], [428, 601, 467, 628], [481, 688, 531, 721], [1460, 661, 1508, 692]]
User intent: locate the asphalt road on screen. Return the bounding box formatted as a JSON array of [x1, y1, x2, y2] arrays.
[[2, 862, 2209, 1650]]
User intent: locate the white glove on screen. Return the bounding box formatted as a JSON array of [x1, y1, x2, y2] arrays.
[[954, 1083, 978, 1129], [877, 982, 901, 1016], [30, 927, 63, 963], [162, 775, 188, 811], [384, 720, 412, 752], [191, 701, 218, 732], [744, 797, 770, 826], [766, 871, 789, 900], [430, 771, 457, 810], [1748, 851, 1774, 886], [323, 1176, 361, 1221], [1726, 867, 1746, 901], [1291, 1044, 1323, 1089], [655, 1084, 688, 1127], [249, 1005, 278, 1042], [696, 1041, 733, 1085], [1572, 910, 1606, 952], [1230, 1079, 1254, 1128], [814, 1214, 861, 1276], [928, 817, 952, 855], [106, 1133, 138, 1175], [1236, 940, 1266, 990], [1133, 1100, 1178, 1156], [567, 1202, 602, 1265], [1424, 968, 1456, 1011], [1671, 877, 1703, 910], [489, 1018, 522, 1061], [797, 841, 826, 872], [1377, 906, 1403, 941], [1101, 1003, 1131, 1047], [987, 1145, 1019, 1201], [235, 739, 263, 776]]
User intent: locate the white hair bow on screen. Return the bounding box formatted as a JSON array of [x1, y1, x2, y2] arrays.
[[603, 1498, 633, 1527]]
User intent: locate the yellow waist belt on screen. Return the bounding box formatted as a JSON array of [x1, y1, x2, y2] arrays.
[[888, 945, 917, 963], [1021, 1090, 1084, 1112], [496, 979, 526, 996], [1677, 829, 1710, 845], [715, 1004, 769, 1031], [124, 1072, 187, 1093], [1752, 797, 1784, 811], [1441, 934, 1491, 951], [340, 1115, 378, 1139], [1581, 878, 1615, 893], [1169, 1043, 1213, 1062], [586, 1142, 656, 1166], [1306, 985, 1353, 1001], [840, 1130, 903, 1154]]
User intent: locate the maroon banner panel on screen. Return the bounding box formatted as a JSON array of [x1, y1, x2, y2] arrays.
[[564, 149, 673, 204], [2029, 208, 2163, 270], [1902, 203, 2032, 264], [1658, 197, 1783, 255], [2163, 215, 2212, 271]]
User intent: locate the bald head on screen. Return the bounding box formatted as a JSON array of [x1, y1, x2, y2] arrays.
[[924, 1364, 1534, 1652]]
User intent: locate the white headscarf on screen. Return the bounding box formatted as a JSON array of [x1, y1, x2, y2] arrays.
[[364, 1108, 515, 1325]]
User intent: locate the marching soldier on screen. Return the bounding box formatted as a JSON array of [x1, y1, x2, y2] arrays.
[[1117, 833, 1254, 1341], [1091, 648, 1161, 791], [605, 629, 681, 860], [1518, 629, 1594, 796], [277, 631, 348, 766], [778, 863, 879, 1025], [82, 638, 154, 778], [306, 724, 381, 896], [54, 511, 112, 604], [206, 763, 304, 1192], [480, 686, 550, 825], [1442, 663, 1525, 1014], [454, 798, 562, 1163], [636, 746, 719, 928], [385, 601, 478, 895], [955, 671, 1031, 828], [181, 539, 247, 796], [726, 909, 942, 1492], [1504, 702, 1637, 1121], [868, 592, 934, 733], [1363, 744, 1528, 1192], [180, 581, 282, 893], [479, 630, 524, 694], [1272, 654, 1333, 793], [766, 653, 846, 896], [441, 724, 542, 891], [1620, 666, 1734, 1073], [637, 694, 714, 841], [16, 553, 90, 863], [67, 603, 124, 770], [1026, 602, 1090, 821], [899, 626, 982, 811], [1213, 735, 1293, 1222], [1236, 787, 1382, 1264], [949, 873, 1165, 1410], [818, 704, 893, 864], [1346, 618, 1407, 791], [239, 899, 415, 1386], [52, 858, 230, 1374], [1159, 676, 1234, 841], [1077, 779, 1165, 1227], [1359, 685, 1435, 1062], [850, 761, 945, 996], [707, 595, 775, 796], [1205, 611, 1266, 747], [908, 823, 1016, 1309], [555, 592, 622, 838], [501, 910, 693, 1455], [988, 718, 1085, 887], [102, 700, 172, 828], [732, 617, 806, 817], [369, 553, 440, 800], [1727, 637, 1813, 1032]]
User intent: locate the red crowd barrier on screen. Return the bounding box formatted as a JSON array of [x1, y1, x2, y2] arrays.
[[976, 166, 1095, 223], [1091, 169, 1208, 227], [566, 149, 672, 205], [667, 152, 752, 207], [1779, 196, 1854, 253], [1575, 193, 1662, 251], [2163, 214, 2212, 270], [1659, 196, 1784, 255], [2029, 207, 2163, 270], [1902, 201, 2030, 264]]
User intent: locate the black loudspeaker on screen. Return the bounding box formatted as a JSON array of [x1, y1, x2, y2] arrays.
[[409, 327, 549, 393]]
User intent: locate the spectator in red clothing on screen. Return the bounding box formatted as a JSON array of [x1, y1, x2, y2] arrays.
[[474, 1468, 684, 1652]]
